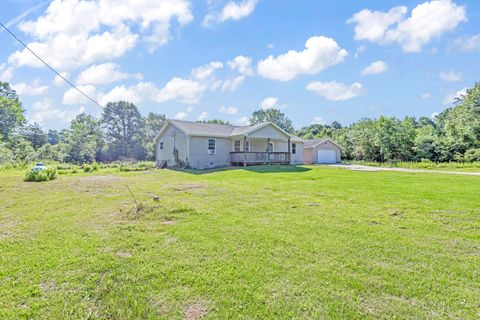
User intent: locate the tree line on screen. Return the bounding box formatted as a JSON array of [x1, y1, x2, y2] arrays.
[[1, 80, 480, 165]]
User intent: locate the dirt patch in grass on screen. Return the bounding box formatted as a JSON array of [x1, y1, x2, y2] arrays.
[[40, 281, 58, 294], [169, 183, 207, 192], [116, 251, 133, 258], [184, 302, 208, 320]]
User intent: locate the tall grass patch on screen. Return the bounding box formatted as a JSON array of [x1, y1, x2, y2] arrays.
[[24, 168, 58, 182]]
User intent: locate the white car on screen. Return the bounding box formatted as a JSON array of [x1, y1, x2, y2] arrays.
[[32, 163, 47, 171]]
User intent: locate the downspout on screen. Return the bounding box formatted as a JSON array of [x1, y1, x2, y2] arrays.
[[186, 134, 190, 168]]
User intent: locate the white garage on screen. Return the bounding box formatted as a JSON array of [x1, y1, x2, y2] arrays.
[[303, 138, 341, 164]]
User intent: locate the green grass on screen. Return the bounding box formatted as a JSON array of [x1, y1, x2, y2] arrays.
[[0, 166, 479, 319], [346, 160, 480, 172]]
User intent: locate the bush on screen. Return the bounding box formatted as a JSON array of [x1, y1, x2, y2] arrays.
[[83, 161, 99, 173], [464, 149, 480, 162], [24, 168, 57, 182], [119, 161, 155, 172]]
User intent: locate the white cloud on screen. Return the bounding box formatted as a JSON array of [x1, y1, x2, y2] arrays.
[[9, 0, 193, 70], [222, 75, 245, 92], [175, 111, 188, 120], [98, 85, 141, 105], [228, 55, 254, 76], [0, 64, 13, 82], [234, 116, 250, 126], [30, 98, 85, 126], [257, 36, 348, 81], [421, 93, 432, 99], [439, 69, 462, 82], [306, 81, 363, 101], [191, 61, 224, 80], [348, 0, 467, 52], [11, 80, 49, 96], [197, 111, 209, 121], [451, 34, 480, 53], [77, 63, 141, 85], [348, 6, 407, 42], [155, 78, 205, 104], [204, 0, 258, 26], [63, 85, 97, 105], [53, 72, 69, 86], [219, 106, 238, 115], [312, 116, 326, 125], [260, 97, 278, 109], [443, 88, 467, 105], [361, 61, 388, 76]]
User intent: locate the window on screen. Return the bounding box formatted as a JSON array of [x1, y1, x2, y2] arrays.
[[160, 142, 164, 150], [244, 141, 251, 152], [234, 140, 241, 152], [292, 143, 296, 154], [208, 139, 216, 154]]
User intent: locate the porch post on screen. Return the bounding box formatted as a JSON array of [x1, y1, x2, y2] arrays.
[[243, 135, 247, 166], [267, 138, 271, 165], [287, 139, 291, 164]]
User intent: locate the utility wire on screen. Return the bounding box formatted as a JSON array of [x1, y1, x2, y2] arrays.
[[0, 20, 104, 109]]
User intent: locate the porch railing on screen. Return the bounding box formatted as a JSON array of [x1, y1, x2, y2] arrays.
[[230, 152, 290, 165]]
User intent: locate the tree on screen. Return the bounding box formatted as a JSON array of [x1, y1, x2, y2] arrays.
[[0, 82, 19, 101], [250, 108, 294, 133], [198, 119, 231, 125], [144, 112, 166, 160], [22, 123, 47, 150], [0, 97, 26, 141], [48, 130, 61, 145], [0, 141, 15, 164], [102, 101, 145, 160], [65, 113, 104, 164]]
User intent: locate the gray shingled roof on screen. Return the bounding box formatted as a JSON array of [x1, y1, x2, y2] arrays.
[[304, 138, 341, 148], [170, 120, 237, 137], [168, 120, 304, 142]]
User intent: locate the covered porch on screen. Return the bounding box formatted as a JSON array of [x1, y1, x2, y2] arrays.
[[230, 136, 293, 166]]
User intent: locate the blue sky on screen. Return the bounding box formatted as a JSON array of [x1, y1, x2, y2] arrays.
[[1, 0, 479, 130]]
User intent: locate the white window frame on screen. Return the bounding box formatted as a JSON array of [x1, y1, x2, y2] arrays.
[[208, 138, 216, 154], [292, 143, 296, 155], [244, 140, 251, 152], [233, 140, 241, 152]]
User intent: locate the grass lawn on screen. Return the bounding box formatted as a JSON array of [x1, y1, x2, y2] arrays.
[[0, 166, 479, 319]]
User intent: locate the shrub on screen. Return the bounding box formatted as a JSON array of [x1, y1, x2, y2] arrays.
[[119, 161, 155, 172], [24, 168, 57, 182], [464, 149, 480, 162]]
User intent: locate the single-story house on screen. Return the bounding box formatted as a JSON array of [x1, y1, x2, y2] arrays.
[[154, 120, 305, 169], [303, 138, 342, 164]]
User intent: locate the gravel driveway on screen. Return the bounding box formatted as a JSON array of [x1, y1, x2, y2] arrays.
[[328, 164, 480, 176]]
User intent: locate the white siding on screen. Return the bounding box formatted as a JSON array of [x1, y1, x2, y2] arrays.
[[189, 136, 231, 169], [311, 141, 341, 163], [155, 124, 188, 167], [247, 125, 290, 140]]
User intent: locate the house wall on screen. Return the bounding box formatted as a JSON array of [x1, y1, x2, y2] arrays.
[[308, 141, 342, 163], [248, 125, 290, 140], [155, 124, 188, 167], [304, 148, 314, 164], [189, 136, 231, 169]]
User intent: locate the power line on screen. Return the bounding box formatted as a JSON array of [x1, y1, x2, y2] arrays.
[[0, 20, 104, 109]]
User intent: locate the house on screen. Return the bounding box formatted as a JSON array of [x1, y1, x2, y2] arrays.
[[154, 120, 305, 169], [303, 138, 342, 164]]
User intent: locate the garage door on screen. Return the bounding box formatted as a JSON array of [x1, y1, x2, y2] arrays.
[[317, 149, 336, 164]]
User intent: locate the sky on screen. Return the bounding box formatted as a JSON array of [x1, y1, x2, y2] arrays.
[[1, 0, 479, 130]]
